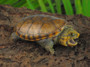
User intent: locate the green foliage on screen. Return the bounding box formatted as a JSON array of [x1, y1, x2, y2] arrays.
[[62, 0, 74, 15], [75, 0, 82, 14], [0, 0, 90, 17], [38, 0, 47, 12], [82, 0, 90, 17], [12, 0, 26, 7], [26, 0, 35, 10], [47, 0, 55, 13], [0, 0, 17, 5], [55, 0, 62, 14]]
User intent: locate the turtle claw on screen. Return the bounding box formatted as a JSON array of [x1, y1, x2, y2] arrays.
[[45, 46, 55, 55], [49, 48, 55, 55], [37, 39, 55, 54]]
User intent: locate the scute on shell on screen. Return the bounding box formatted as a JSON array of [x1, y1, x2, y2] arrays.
[[16, 15, 66, 41]]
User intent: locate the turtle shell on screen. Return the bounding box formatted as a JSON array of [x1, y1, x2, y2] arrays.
[[15, 15, 66, 41]]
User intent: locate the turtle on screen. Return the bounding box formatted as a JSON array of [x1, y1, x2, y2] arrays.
[[11, 14, 80, 54]]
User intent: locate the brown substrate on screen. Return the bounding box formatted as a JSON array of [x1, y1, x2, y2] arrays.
[[0, 5, 90, 67]]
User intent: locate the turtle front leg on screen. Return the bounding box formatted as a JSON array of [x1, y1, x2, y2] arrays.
[[37, 39, 55, 54], [10, 32, 20, 41]]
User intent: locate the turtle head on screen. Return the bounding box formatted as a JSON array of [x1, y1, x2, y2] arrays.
[[59, 25, 80, 47]]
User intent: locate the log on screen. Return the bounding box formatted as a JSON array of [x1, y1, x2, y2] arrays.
[[0, 5, 90, 67]]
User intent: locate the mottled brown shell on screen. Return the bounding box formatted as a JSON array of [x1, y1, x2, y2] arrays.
[[15, 15, 66, 41]]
